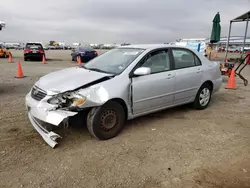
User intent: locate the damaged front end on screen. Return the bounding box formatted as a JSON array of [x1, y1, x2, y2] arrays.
[[25, 85, 110, 148]]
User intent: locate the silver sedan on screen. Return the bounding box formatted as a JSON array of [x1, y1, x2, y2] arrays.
[[25, 44, 222, 148]]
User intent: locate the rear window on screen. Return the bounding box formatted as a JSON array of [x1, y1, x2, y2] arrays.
[[25, 43, 43, 50]]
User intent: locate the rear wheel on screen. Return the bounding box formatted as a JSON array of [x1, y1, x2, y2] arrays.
[[87, 101, 125, 140], [24, 57, 28, 61], [193, 83, 212, 110]]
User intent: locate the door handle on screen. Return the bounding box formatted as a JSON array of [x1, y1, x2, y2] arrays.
[[197, 69, 203, 73], [166, 74, 175, 79]]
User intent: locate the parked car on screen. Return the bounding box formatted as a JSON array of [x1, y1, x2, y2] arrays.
[[0, 44, 12, 58], [218, 47, 225, 52], [71, 46, 98, 62], [48, 46, 56, 50], [14, 45, 24, 50], [24, 42, 45, 61], [25, 44, 222, 148], [227, 46, 239, 52], [242, 46, 250, 52], [43, 46, 49, 50]]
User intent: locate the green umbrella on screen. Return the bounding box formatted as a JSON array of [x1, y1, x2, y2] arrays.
[[210, 12, 221, 43]]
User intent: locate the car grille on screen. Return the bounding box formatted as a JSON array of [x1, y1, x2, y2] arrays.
[[31, 86, 47, 101]]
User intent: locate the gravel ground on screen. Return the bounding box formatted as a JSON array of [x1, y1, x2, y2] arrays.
[[1, 50, 250, 188]]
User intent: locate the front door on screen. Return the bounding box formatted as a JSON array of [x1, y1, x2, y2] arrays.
[[131, 49, 175, 116], [170, 48, 203, 105]]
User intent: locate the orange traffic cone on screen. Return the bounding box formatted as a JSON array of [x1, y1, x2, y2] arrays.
[[225, 68, 236, 89], [42, 55, 46, 64], [8, 54, 13, 63], [15, 61, 25, 78], [78, 56, 82, 65]]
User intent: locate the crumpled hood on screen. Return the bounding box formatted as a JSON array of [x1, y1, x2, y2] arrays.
[[35, 67, 113, 93]]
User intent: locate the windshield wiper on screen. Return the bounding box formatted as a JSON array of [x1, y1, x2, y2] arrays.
[[81, 65, 114, 74], [81, 65, 116, 75], [88, 68, 110, 73]]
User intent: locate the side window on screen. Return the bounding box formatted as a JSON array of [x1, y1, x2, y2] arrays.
[[172, 49, 196, 69], [194, 55, 202, 66], [141, 50, 171, 74]]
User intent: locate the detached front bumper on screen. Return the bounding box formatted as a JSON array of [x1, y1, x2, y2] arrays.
[[25, 92, 77, 148], [27, 112, 61, 148]]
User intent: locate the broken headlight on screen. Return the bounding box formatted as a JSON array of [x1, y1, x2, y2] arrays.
[[47, 92, 86, 108], [70, 96, 86, 107], [47, 97, 61, 105]]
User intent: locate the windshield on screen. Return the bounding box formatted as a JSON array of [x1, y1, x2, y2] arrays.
[[83, 48, 145, 74]]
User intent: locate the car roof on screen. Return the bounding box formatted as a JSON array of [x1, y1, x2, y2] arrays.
[[118, 44, 194, 51], [26, 42, 43, 45]]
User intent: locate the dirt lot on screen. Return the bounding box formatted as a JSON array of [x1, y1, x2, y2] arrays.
[[1, 50, 250, 188]]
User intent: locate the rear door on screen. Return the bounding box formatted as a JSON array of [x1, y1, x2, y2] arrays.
[[170, 48, 203, 105], [131, 48, 175, 115]]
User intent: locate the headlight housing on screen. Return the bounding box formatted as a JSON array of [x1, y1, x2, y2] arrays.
[[47, 97, 61, 105], [70, 96, 86, 107], [47, 92, 86, 109]]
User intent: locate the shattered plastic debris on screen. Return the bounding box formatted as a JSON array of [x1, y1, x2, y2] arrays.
[[79, 86, 109, 104]]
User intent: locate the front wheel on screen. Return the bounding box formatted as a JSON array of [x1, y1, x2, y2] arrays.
[[193, 83, 212, 110], [87, 101, 125, 140]]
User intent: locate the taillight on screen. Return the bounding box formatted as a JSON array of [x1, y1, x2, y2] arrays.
[[38, 50, 44, 53], [24, 49, 31, 53]]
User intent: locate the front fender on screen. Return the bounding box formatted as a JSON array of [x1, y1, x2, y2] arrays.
[[77, 85, 110, 109]]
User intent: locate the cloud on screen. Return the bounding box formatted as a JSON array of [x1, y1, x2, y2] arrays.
[[0, 0, 249, 43]]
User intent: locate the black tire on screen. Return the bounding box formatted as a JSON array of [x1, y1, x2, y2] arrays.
[[24, 57, 27, 61], [87, 101, 125, 140], [193, 83, 212, 110]]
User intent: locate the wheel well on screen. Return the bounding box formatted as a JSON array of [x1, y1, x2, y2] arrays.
[[109, 98, 128, 119], [203, 80, 213, 91]]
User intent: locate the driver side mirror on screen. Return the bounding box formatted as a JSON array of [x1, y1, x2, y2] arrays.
[[133, 67, 151, 76]]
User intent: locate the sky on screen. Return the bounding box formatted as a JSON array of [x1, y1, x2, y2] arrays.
[[0, 0, 250, 44]]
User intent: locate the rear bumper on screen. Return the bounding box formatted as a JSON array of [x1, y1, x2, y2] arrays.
[[74, 55, 98, 62], [213, 77, 223, 93], [25, 91, 77, 148], [24, 53, 44, 59], [0, 52, 10, 57]]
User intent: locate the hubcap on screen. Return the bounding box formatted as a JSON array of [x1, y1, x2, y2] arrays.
[[199, 88, 210, 107], [100, 110, 117, 132]]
